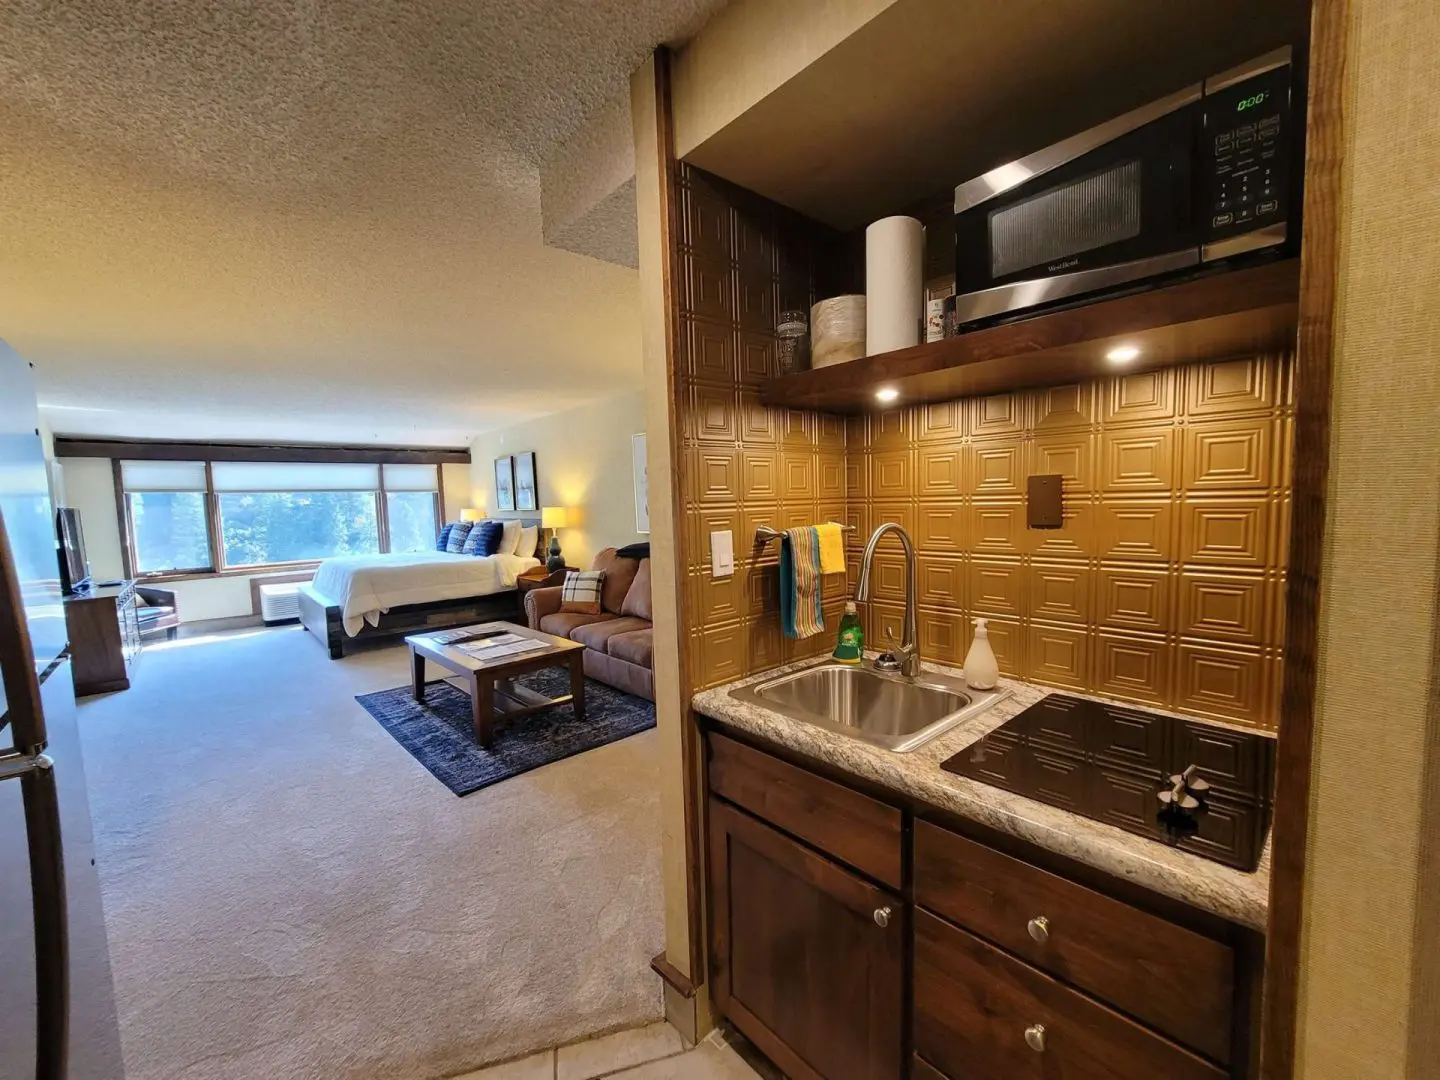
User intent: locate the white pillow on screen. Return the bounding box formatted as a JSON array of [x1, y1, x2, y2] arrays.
[[516, 525, 540, 559], [499, 519, 522, 556]]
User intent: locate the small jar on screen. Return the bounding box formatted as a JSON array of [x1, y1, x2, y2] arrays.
[[776, 309, 810, 374]]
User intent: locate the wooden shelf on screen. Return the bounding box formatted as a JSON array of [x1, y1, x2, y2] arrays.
[[761, 260, 1302, 414]]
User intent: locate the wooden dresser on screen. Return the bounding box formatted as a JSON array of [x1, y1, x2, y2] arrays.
[[64, 580, 141, 696]]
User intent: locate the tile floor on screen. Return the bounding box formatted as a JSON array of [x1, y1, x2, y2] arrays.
[[453, 1022, 770, 1080]]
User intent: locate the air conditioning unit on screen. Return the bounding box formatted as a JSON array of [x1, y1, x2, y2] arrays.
[[259, 583, 302, 625]]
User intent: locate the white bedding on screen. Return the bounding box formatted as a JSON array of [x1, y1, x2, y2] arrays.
[[310, 550, 540, 636]]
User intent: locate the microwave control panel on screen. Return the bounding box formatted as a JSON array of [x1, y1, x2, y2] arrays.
[[1203, 63, 1292, 243]]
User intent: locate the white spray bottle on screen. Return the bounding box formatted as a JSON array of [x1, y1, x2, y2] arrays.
[[963, 617, 999, 690]]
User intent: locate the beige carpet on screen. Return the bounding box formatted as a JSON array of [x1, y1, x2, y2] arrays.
[[75, 626, 664, 1080]]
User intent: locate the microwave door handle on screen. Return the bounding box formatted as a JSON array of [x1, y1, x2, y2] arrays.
[[0, 506, 49, 753], [0, 752, 70, 1080]]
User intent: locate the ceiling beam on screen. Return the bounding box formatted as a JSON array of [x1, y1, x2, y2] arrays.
[[52, 437, 470, 466]]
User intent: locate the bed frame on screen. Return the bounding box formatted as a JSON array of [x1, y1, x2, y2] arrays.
[[298, 524, 545, 659]]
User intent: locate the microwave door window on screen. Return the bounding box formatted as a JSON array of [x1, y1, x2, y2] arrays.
[[989, 158, 1143, 279], [954, 96, 1201, 309]]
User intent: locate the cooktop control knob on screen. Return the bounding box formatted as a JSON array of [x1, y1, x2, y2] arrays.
[[1158, 764, 1210, 810]]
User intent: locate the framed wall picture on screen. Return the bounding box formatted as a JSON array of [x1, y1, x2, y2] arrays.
[[514, 451, 538, 512], [632, 433, 649, 534], [494, 455, 515, 512]]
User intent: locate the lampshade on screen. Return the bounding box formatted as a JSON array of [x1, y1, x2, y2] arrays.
[[541, 506, 569, 529], [460, 508, 484, 523]]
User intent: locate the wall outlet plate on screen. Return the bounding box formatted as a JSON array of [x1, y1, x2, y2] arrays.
[[1027, 474, 1064, 529]]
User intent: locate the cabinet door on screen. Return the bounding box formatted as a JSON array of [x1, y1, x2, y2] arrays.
[[708, 797, 903, 1080]]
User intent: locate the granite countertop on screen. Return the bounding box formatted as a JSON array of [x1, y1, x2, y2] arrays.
[[693, 657, 1271, 931]]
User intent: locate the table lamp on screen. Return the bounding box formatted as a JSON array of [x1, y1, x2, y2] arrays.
[[542, 506, 569, 571], [460, 507, 484, 523]]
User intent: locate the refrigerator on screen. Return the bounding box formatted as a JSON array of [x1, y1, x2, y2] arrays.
[[0, 342, 125, 1080]]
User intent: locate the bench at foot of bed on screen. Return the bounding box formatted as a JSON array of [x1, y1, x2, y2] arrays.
[[296, 583, 523, 658]]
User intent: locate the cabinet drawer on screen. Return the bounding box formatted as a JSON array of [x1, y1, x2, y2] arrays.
[[915, 910, 1226, 1080], [914, 820, 1234, 1063], [708, 732, 902, 888]]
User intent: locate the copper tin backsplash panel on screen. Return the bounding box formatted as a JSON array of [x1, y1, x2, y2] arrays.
[[676, 165, 853, 689], [942, 693, 1277, 870], [845, 355, 1293, 730]]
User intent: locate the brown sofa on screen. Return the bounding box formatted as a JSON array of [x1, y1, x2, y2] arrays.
[[523, 547, 654, 700]]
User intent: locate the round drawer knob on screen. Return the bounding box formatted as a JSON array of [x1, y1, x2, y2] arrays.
[[1024, 1024, 1047, 1053], [1027, 915, 1050, 943], [873, 906, 892, 928]]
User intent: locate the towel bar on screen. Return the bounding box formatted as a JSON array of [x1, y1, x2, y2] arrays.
[[754, 522, 854, 544]]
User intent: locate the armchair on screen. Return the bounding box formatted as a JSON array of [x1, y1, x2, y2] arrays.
[[135, 585, 180, 642]]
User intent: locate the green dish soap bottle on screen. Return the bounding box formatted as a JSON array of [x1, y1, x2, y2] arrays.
[[833, 601, 864, 664]]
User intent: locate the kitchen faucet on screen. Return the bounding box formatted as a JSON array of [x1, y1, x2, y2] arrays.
[[855, 522, 920, 677]]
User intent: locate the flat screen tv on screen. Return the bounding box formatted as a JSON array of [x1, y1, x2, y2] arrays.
[[56, 506, 91, 595]]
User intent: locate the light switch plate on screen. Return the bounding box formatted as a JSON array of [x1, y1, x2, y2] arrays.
[[710, 529, 735, 577]]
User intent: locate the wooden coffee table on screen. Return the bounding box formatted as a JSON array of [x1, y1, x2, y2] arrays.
[[405, 621, 586, 749]]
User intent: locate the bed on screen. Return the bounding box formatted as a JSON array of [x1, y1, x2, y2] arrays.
[[297, 526, 542, 658]]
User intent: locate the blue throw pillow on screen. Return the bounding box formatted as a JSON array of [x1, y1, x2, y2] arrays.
[[436, 523, 455, 551], [462, 520, 503, 556], [444, 521, 474, 553]]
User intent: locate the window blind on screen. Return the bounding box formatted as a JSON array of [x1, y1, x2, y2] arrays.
[[120, 460, 207, 492], [210, 462, 380, 492], [381, 464, 438, 492]]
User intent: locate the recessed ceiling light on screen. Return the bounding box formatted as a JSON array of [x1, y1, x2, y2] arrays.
[[875, 386, 900, 403], [1106, 344, 1141, 364]]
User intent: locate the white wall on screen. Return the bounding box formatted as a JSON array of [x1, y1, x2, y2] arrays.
[[440, 462, 470, 522], [468, 390, 646, 569], [58, 458, 125, 579]]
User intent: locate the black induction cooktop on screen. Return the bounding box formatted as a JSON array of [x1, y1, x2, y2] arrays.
[[941, 694, 1276, 871]]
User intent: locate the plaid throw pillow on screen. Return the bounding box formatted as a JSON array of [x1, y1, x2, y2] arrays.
[[560, 570, 605, 615]]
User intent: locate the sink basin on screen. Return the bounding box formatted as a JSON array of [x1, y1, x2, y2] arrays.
[[729, 661, 1011, 752]]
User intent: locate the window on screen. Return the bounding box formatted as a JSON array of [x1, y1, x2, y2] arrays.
[[119, 458, 443, 576], [385, 492, 439, 554], [218, 491, 380, 566], [131, 492, 213, 573], [212, 462, 384, 567], [121, 461, 214, 574], [382, 464, 442, 554]]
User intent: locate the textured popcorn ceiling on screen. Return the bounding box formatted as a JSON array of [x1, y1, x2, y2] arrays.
[[0, 0, 726, 445]]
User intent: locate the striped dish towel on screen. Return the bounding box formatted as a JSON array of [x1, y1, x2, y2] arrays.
[[780, 526, 824, 639]]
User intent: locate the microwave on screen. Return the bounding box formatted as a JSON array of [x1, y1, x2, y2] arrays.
[[953, 47, 1301, 328]]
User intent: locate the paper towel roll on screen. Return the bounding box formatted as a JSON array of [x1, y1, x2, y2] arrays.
[[866, 216, 925, 355]]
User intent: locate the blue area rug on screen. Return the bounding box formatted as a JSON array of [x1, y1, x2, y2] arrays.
[[356, 669, 656, 796]]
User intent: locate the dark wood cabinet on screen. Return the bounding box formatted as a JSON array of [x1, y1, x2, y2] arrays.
[[914, 820, 1236, 1064], [702, 724, 1261, 1080], [709, 732, 904, 889], [914, 910, 1226, 1080], [708, 797, 903, 1080]]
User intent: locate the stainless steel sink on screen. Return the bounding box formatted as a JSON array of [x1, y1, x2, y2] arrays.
[[730, 661, 1010, 752]]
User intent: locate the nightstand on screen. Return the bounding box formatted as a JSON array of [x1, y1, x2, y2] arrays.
[[515, 566, 575, 596]]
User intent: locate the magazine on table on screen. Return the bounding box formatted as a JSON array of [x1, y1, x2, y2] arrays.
[[457, 633, 549, 660]]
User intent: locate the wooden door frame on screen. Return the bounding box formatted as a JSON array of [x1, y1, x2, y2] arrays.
[[642, 45, 709, 990], [1260, 1, 1348, 1076]]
